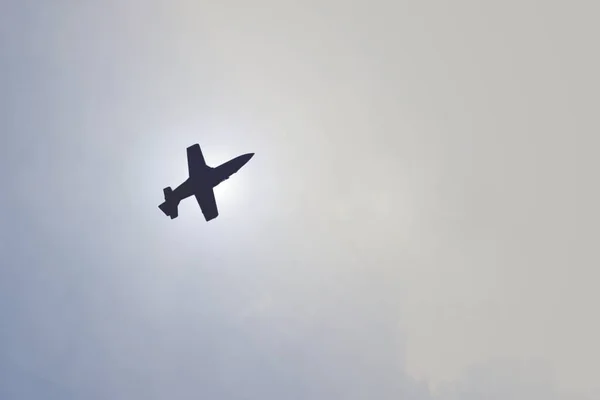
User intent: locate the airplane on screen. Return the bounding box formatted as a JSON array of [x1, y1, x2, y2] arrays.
[[158, 144, 254, 221]]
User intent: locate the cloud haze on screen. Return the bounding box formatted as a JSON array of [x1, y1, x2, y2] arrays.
[[1, 1, 598, 399]]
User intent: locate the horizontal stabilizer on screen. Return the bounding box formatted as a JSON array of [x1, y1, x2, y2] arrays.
[[159, 200, 178, 219]]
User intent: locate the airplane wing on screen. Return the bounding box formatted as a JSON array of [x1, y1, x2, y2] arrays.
[[195, 188, 219, 221], [187, 144, 208, 177]]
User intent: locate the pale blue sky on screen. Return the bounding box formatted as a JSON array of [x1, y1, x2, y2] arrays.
[[1, 1, 599, 399]]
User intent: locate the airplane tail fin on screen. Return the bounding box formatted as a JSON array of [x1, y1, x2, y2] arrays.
[[158, 187, 179, 219]]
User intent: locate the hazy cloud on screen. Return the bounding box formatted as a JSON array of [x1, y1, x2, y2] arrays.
[[1, 1, 598, 399]]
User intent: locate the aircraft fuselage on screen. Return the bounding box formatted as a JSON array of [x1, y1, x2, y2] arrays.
[[171, 153, 253, 201]]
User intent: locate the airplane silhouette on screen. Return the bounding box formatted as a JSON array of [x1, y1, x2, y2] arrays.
[[158, 144, 254, 221]]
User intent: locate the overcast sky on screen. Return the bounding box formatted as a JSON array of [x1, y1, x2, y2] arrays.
[[1, 1, 599, 399]]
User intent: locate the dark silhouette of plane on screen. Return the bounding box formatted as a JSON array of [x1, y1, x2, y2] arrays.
[[158, 144, 254, 221]]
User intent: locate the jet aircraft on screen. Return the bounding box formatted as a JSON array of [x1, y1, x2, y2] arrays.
[[158, 144, 254, 221]]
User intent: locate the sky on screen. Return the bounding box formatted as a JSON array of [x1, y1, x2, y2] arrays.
[[1, 1, 599, 399]]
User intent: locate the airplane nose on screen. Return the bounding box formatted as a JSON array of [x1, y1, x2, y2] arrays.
[[243, 153, 254, 162], [234, 153, 254, 169]]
